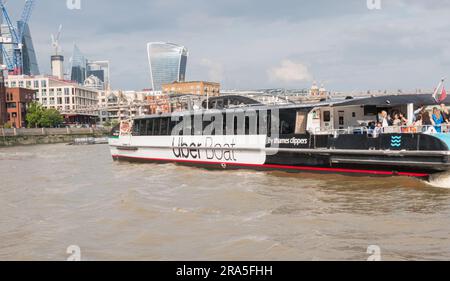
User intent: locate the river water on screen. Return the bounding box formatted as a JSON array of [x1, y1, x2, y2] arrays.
[[1, 143, 450, 261]]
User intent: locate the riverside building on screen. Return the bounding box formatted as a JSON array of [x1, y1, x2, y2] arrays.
[[5, 75, 99, 125]]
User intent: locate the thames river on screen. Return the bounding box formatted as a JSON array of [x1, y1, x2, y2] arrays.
[[1, 143, 450, 261]]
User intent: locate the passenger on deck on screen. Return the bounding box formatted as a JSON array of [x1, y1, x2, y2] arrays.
[[421, 111, 433, 132], [399, 113, 409, 126], [440, 104, 450, 123], [392, 113, 402, 126], [413, 105, 425, 122], [380, 111, 391, 127], [411, 115, 422, 133], [413, 115, 423, 127], [373, 122, 383, 137], [432, 107, 445, 133]]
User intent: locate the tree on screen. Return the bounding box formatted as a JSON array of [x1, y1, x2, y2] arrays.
[[26, 102, 44, 128], [40, 108, 63, 128], [26, 102, 64, 128]]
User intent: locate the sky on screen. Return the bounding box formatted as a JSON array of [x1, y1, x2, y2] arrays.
[[4, 0, 450, 92]]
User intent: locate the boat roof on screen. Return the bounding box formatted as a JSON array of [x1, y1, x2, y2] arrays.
[[335, 93, 445, 107], [134, 93, 446, 120]]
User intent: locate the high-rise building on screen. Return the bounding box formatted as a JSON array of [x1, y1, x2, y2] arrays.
[[147, 42, 188, 91], [18, 21, 40, 75], [86, 60, 110, 90], [1, 22, 40, 76], [70, 44, 87, 84]]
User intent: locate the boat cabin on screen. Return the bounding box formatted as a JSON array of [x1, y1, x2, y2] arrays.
[[305, 94, 449, 135]]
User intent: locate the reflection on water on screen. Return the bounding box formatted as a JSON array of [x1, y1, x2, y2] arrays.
[[1, 144, 450, 261]]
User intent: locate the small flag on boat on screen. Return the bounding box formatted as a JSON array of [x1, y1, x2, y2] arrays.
[[433, 78, 447, 103]]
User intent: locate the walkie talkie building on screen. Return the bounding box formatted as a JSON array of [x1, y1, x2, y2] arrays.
[[147, 42, 188, 91]]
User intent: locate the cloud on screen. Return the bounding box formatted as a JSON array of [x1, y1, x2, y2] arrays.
[[200, 59, 224, 82], [4, 0, 450, 91], [268, 60, 313, 83]]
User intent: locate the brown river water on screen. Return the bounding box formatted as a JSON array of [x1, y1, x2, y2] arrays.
[[1, 143, 450, 261]]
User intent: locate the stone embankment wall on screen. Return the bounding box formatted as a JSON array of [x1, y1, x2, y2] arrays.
[[0, 128, 110, 146]]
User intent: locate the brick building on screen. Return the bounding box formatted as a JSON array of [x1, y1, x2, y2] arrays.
[[162, 81, 220, 96], [4, 88, 36, 128], [0, 85, 7, 127]]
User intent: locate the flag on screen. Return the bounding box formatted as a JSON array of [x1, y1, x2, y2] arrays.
[[439, 87, 448, 103], [433, 78, 446, 103]]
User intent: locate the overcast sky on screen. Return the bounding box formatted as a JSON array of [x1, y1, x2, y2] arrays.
[[4, 0, 450, 92]]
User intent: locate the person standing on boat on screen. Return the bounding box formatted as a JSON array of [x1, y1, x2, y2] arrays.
[[413, 105, 425, 122], [432, 107, 444, 133], [399, 113, 409, 126], [440, 104, 450, 123], [380, 111, 391, 127], [392, 114, 401, 126], [373, 122, 383, 137]]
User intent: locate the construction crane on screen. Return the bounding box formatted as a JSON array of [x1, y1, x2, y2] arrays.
[[51, 24, 63, 55], [0, 0, 36, 75]]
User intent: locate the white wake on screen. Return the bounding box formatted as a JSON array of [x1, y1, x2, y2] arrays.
[[427, 171, 450, 189]]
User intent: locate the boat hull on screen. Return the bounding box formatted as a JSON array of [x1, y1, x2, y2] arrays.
[[108, 134, 448, 179]]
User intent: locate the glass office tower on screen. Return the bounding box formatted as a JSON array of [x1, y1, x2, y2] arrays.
[[70, 44, 87, 84], [18, 21, 40, 75], [147, 42, 188, 91]]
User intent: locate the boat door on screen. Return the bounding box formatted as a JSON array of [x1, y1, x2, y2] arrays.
[[119, 120, 133, 146], [338, 111, 345, 130]]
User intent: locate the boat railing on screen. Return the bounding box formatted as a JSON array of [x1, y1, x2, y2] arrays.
[[311, 124, 450, 137]]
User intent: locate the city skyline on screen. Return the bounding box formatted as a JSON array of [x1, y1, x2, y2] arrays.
[[3, 0, 450, 92]]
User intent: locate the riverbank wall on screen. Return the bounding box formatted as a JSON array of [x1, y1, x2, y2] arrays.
[[0, 128, 111, 147]]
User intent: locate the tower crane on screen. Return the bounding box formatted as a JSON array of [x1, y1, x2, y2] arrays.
[[0, 0, 36, 75]]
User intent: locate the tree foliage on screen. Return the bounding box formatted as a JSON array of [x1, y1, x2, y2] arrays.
[[26, 102, 64, 128]]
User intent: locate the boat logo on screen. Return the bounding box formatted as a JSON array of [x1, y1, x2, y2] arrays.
[[390, 136, 402, 147]]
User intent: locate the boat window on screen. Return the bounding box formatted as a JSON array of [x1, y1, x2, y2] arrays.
[[203, 117, 213, 135], [146, 119, 154, 136], [223, 113, 227, 135], [192, 115, 202, 136], [280, 120, 293, 135], [323, 111, 331, 122], [338, 111, 345, 127], [140, 119, 147, 136], [111, 124, 120, 137], [153, 118, 160, 136], [364, 105, 378, 116], [312, 110, 320, 119], [295, 111, 307, 134], [279, 109, 296, 135], [258, 110, 267, 135], [183, 115, 193, 136], [267, 110, 272, 137], [132, 120, 141, 136], [160, 118, 169, 136], [245, 116, 250, 135], [171, 116, 183, 136]]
